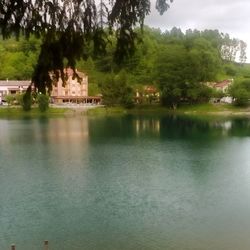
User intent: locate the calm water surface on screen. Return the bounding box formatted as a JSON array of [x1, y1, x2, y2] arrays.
[[1, 115, 250, 249]]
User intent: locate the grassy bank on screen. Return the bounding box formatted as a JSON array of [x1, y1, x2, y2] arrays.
[[87, 103, 250, 116], [1, 103, 250, 118], [86, 106, 128, 116], [0, 106, 69, 118]]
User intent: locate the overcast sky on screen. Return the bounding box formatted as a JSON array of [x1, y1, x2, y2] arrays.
[[145, 0, 250, 62]]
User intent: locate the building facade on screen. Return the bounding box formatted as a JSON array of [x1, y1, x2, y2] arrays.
[[50, 68, 89, 103], [0, 69, 101, 105], [205, 79, 233, 93], [0, 80, 31, 103]]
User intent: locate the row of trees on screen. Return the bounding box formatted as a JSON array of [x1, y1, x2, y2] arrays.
[[0, 36, 41, 80], [1, 0, 250, 109], [83, 27, 249, 108], [0, 0, 173, 94], [229, 80, 250, 106], [0, 26, 249, 108], [4, 92, 49, 112]]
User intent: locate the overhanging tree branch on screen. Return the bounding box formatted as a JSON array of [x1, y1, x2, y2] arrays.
[[0, 0, 173, 93]]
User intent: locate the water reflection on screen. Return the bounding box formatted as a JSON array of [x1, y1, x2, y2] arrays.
[[1, 115, 250, 249], [88, 115, 250, 142], [134, 118, 160, 135], [0, 117, 89, 144]]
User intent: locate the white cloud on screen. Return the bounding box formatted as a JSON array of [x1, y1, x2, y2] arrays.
[[145, 0, 250, 62]]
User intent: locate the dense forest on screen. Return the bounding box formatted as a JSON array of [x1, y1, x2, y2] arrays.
[[1, 26, 250, 107]]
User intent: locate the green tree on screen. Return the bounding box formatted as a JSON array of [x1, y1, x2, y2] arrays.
[[186, 84, 213, 104], [0, 36, 40, 79], [155, 36, 220, 108], [188, 37, 221, 82], [37, 94, 50, 112], [22, 87, 32, 111], [220, 34, 240, 62], [155, 44, 188, 108], [5, 95, 15, 105], [229, 80, 250, 106], [0, 0, 172, 93], [239, 40, 247, 64], [99, 70, 134, 108]]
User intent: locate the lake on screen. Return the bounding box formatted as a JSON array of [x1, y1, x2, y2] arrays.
[[1, 114, 250, 249]]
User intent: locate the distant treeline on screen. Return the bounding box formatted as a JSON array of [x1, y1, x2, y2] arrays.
[[1, 26, 250, 107]]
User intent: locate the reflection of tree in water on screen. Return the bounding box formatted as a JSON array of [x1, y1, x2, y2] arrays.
[[88, 115, 250, 142], [160, 116, 214, 141], [160, 115, 250, 139], [133, 117, 160, 136], [89, 115, 163, 143], [205, 117, 250, 137], [226, 118, 250, 137]]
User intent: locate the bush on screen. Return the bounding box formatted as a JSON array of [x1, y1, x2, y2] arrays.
[[229, 80, 250, 106], [233, 89, 249, 106], [22, 91, 32, 111], [15, 93, 24, 105], [37, 94, 49, 112], [99, 70, 134, 108], [5, 95, 16, 105]]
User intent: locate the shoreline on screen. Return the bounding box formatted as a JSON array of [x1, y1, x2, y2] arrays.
[[1, 104, 250, 118]]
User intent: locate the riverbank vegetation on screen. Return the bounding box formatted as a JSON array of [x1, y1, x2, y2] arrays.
[[0, 107, 68, 118], [1, 26, 250, 110], [86, 103, 250, 116], [1, 103, 250, 119]]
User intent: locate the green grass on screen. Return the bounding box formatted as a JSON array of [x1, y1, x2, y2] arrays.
[[177, 103, 249, 113], [87, 106, 127, 116], [2, 103, 250, 119], [87, 105, 173, 116], [0, 106, 69, 118], [87, 103, 250, 117]]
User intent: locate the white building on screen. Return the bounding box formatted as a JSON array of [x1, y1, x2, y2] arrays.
[[0, 80, 31, 103]]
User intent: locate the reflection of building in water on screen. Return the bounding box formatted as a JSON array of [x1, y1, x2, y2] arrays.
[[134, 118, 160, 135], [39, 118, 90, 176], [210, 120, 232, 135], [46, 118, 89, 142]]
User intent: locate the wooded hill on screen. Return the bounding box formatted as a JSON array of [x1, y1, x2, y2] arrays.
[[1, 26, 250, 107]]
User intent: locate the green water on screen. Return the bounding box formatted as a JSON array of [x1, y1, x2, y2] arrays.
[[1, 115, 250, 250]]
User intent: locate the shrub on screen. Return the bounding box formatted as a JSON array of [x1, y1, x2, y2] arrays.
[[22, 91, 32, 111], [37, 94, 50, 112], [99, 70, 134, 108], [5, 95, 15, 105], [229, 80, 250, 106]]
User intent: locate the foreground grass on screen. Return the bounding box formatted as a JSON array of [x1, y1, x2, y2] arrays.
[[0, 106, 69, 118]]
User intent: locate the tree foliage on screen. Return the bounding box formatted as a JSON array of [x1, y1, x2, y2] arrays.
[[0, 24, 249, 108], [22, 86, 32, 111], [229, 80, 250, 106], [99, 70, 134, 108], [155, 37, 220, 108], [37, 93, 50, 112], [0, 36, 41, 79], [0, 0, 172, 93]]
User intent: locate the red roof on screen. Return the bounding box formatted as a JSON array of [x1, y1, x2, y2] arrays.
[[144, 85, 158, 93], [214, 79, 232, 88]]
